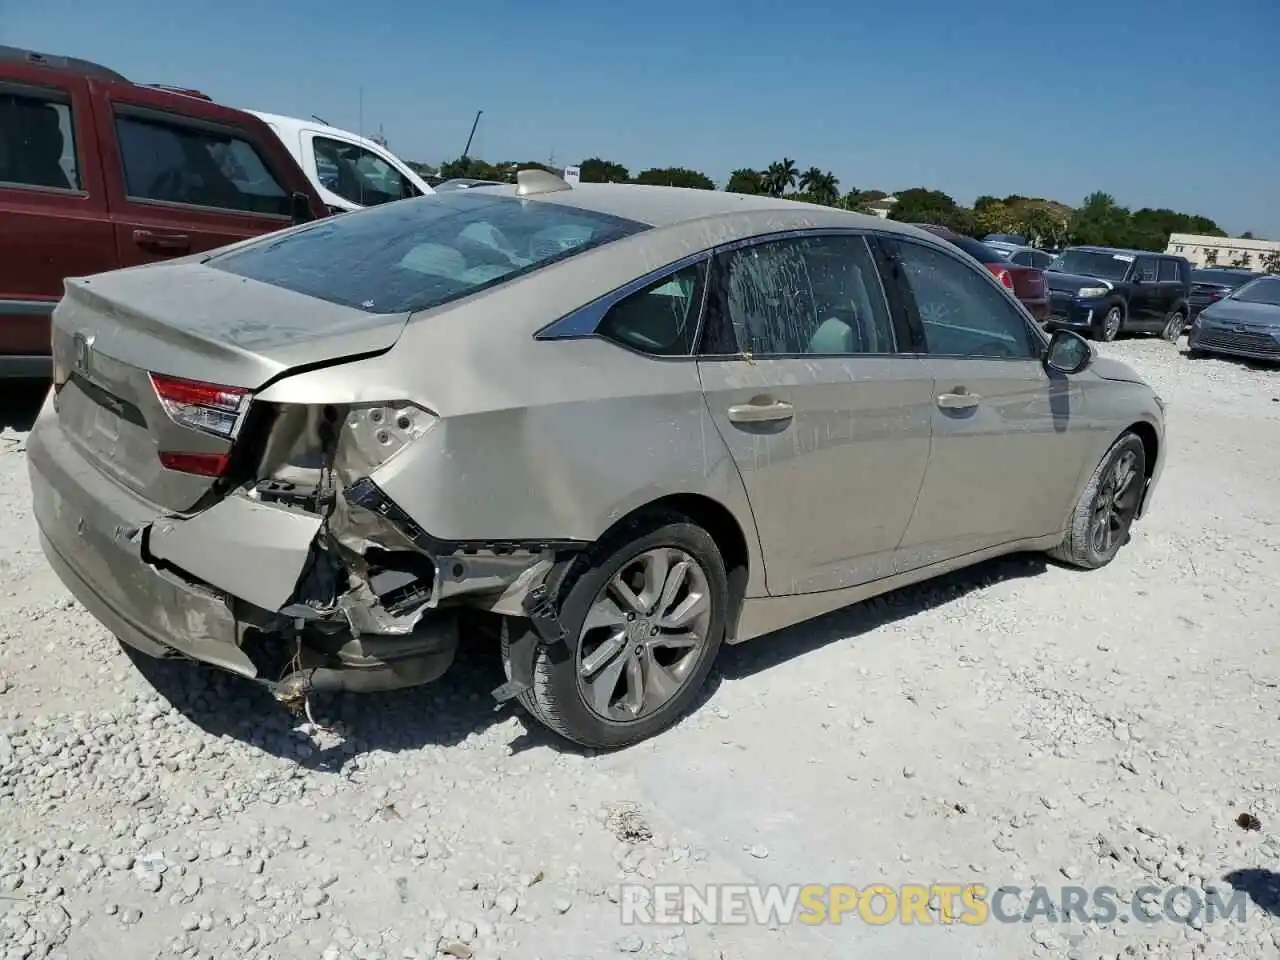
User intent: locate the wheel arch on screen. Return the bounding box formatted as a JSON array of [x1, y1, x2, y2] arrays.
[[595, 492, 754, 643], [1126, 420, 1159, 481]]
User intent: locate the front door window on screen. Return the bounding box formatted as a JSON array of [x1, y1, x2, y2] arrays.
[[312, 136, 418, 206]]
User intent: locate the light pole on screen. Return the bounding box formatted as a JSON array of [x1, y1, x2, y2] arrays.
[[462, 110, 483, 158]]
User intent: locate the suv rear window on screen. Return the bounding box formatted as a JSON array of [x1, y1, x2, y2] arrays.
[[1193, 269, 1257, 288], [211, 192, 647, 313], [0, 89, 80, 190]]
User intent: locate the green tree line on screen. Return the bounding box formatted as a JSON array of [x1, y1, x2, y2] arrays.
[[408, 154, 1268, 264]]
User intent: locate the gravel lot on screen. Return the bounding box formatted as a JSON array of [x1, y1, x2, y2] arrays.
[[2, 339, 1278, 960]]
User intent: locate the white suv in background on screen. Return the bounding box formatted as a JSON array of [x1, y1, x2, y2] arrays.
[[245, 110, 433, 213]]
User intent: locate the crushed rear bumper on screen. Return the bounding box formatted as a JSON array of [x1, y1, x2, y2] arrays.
[[27, 406, 458, 692]]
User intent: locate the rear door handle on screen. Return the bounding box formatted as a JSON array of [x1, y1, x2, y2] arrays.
[[727, 399, 794, 424], [937, 391, 982, 410], [133, 229, 191, 253]]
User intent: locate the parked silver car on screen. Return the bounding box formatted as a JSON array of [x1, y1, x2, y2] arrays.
[[1187, 274, 1280, 363], [27, 170, 1166, 748]]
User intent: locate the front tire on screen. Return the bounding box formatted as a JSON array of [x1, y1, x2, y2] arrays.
[[1096, 306, 1123, 342], [508, 511, 728, 749], [1049, 432, 1147, 570], [1161, 309, 1186, 342]]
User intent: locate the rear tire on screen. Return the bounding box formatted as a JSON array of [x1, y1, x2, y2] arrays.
[[1049, 432, 1147, 570], [1161, 309, 1186, 342], [506, 511, 728, 749]]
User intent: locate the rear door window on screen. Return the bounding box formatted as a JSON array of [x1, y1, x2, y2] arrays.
[[0, 88, 80, 191], [114, 112, 290, 216], [211, 191, 647, 313], [1158, 259, 1179, 282], [708, 234, 896, 356]]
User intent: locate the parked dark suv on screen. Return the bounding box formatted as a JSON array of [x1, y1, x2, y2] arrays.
[[1045, 246, 1192, 342]]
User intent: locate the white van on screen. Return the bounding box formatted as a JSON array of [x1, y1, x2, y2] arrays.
[[245, 110, 433, 213]]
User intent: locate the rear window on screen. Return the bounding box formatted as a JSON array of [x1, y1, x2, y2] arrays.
[[210, 192, 647, 313], [1193, 269, 1257, 288]]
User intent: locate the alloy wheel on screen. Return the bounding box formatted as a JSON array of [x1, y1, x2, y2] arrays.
[[1090, 450, 1141, 556], [1102, 307, 1122, 341], [576, 547, 712, 723], [1162, 311, 1185, 342]]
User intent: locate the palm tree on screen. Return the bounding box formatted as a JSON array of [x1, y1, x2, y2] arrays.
[[764, 158, 798, 197], [800, 167, 840, 206]]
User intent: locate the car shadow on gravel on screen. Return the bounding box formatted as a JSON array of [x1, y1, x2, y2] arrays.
[[713, 552, 1049, 683], [1222, 868, 1280, 917], [128, 553, 1049, 766], [125, 637, 517, 771], [1, 379, 49, 433]]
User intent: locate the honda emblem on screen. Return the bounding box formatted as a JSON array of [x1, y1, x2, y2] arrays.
[[72, 332, 94, 377]]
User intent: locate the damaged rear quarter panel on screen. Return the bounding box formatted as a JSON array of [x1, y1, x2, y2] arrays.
[[253, 223, 774, 599]]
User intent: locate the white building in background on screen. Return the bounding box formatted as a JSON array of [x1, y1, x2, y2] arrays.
[[867, 194, 898, 218], [1166, 233, 1280, 270]]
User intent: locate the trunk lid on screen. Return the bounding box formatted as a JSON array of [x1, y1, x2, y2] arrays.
[[1002, 264, 1046, 301], [51, 262, 409, 512]]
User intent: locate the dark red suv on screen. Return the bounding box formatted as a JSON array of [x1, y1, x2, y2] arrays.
[[0, 45, 327, 379]]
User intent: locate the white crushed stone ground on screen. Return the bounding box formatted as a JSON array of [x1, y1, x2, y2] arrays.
[[1, 338, 1278, 960]]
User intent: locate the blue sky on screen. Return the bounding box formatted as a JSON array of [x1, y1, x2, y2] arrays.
[[6, 0, 1279, 235]]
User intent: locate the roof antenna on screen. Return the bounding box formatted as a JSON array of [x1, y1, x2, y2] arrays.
[[311, 113, 329, 126]]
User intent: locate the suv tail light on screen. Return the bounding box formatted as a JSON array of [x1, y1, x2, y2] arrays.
[[150, 373, 251, 477], [988, 265, 1016, 289]]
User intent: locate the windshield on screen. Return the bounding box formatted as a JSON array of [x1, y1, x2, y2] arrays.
[[1230, 276, 1280, 306], [1049, 250, 1134, 281], [210, 192, 647, 313]]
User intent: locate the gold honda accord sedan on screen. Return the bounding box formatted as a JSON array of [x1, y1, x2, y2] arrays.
[[28, 170, 1165, 747]]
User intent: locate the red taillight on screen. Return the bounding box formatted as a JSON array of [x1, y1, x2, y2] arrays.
[[158, 452, 232, 477], [150, 373, 250, 476], [989, 265, 1015, 289], [149, 373, 250, 440]]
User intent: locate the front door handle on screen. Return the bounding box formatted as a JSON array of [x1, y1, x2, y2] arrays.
[[133, 229, 191, 253], [937, 391, 982, 410], [727, 399, 794, 424]]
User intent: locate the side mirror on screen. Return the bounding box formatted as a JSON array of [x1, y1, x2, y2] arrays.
[[1129, 273, 1143, 285], [289, 191, 316, 225], [1044, 329, 1092, 375]]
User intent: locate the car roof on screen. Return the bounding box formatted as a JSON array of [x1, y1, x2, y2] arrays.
[[466, 181, 931, 237], [0, 44, 127, 82], [244, 110, 395, 154]]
